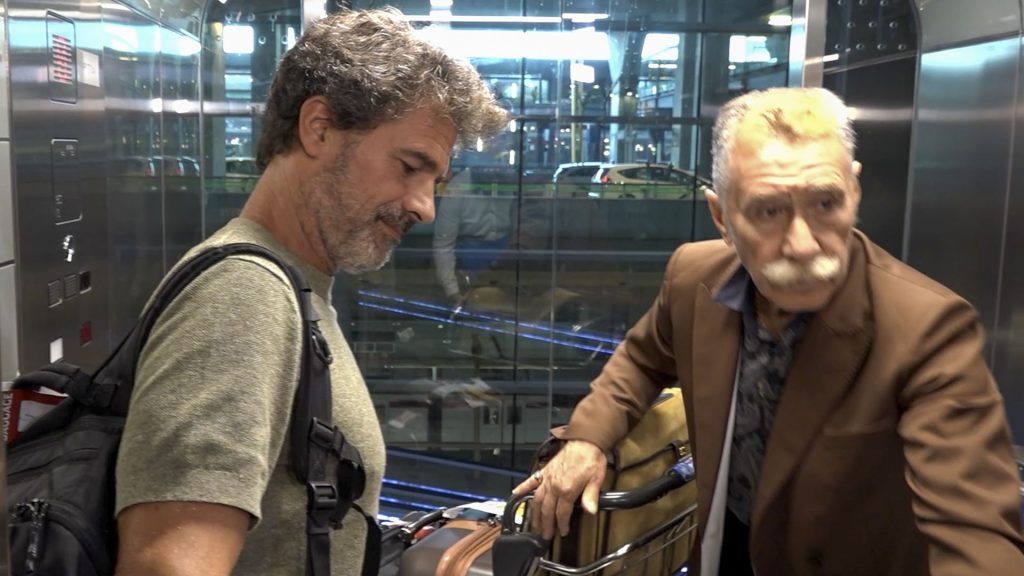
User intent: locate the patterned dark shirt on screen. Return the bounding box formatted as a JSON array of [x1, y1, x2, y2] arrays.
[[714, 267, 810, 526]]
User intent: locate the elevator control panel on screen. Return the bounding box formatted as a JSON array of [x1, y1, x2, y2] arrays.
[[52, 139, 81, 224]]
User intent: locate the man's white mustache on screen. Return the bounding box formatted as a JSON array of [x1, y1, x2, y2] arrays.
[[761, 255, 842, 287]]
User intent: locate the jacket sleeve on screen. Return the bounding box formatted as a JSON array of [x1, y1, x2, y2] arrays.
[[559, 244, 686, 451], [897, 298, 1024, 575]]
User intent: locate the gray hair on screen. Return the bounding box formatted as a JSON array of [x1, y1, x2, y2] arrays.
[[710, 87, 856, 199], [257, 8, 509, 170]]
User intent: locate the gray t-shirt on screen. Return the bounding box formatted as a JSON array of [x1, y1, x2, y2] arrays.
[[115, 218, 385, 575]]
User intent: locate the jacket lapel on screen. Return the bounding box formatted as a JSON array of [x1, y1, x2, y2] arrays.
[[692, 280, 742, 531], [750, 233, 875, 539]]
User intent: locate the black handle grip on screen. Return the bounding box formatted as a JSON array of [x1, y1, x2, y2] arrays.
[[503, 455, 694, 532], [492, 533, 548, 576]]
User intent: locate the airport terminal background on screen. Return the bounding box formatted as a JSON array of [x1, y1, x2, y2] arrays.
[[1, 0, 1023, 524]]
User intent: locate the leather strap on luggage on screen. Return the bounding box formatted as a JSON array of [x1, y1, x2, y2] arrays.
[[435, 521, 500, 576]]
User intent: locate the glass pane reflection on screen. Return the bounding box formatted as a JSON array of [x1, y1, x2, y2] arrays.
[[331, 0, 794, 517], [202, 0, 301, 234]]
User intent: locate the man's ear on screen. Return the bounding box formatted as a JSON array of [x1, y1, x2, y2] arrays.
[[705, 189, 732, 245], [850, 160, 863, 205], [297, 96, 334, 160]]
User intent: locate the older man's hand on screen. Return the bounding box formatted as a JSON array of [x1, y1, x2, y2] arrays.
[[512, 440, 607, 539]]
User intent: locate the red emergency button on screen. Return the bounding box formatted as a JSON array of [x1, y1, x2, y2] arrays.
[[80, 321, 92, 346]]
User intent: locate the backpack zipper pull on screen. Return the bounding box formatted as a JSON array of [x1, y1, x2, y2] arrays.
[[17, 499, 50, 574]]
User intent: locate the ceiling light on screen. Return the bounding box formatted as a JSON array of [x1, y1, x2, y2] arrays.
[[562, 13, 609, 24]]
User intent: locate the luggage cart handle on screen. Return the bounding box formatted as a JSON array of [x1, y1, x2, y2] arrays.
[[397, 508, 447, 544], [536, 504, 698, 576], [494, 505, 699, 576], [502, 454, 694, 532]]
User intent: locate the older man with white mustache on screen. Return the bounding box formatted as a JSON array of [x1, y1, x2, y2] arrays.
[[762, 254, 841, 290], [515, 87, 1024, 576]]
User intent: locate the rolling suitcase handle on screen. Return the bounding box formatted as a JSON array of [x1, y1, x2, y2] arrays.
[[398, 509, 448, 545], [500, 453, 695, 533], [494, 454, 696, 575]]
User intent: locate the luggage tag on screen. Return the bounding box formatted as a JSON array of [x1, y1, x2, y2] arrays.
[[442, 500, 505, 520]]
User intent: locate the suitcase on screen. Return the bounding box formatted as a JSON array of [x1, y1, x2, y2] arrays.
[[384, 507, 501, 576], [400, 518, 499, 576], [385, 458, 696, 576]]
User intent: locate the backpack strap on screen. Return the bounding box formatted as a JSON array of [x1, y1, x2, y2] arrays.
[[288, 279, 379, 576], [17, 242, 377, 575], [167, 244, 375, 576], [12, 363, 92, 399], [166, 244, 375, 576]]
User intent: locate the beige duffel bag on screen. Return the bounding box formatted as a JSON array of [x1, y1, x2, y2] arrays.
[[533, 387, 697, 575]]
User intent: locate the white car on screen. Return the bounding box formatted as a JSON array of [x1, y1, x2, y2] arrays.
[[592, 163, 712, 199], [552, 162, 603, 197]]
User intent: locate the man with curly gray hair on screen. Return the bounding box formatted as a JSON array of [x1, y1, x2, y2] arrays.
[[113, 9, 507, 576]]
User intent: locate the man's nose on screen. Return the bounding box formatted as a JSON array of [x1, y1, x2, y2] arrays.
[[404, 183, 436, 224], [782, 216, 821, 260]]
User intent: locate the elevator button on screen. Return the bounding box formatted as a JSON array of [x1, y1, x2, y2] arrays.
[[63, 273, 79, 298], [47, 280, 63, 307]]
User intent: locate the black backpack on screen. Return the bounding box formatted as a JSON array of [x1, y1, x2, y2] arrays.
[[6, 243, 380, 576]]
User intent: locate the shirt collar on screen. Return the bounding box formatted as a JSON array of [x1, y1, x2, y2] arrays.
[[713, 265, 752, 314], [713, 264, 811, 344]]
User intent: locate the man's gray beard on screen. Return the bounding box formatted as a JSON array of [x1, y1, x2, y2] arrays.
[[331, 243, 393, 275], [305, 149, 396, 276]]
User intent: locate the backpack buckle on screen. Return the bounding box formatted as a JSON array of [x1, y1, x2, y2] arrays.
[[309, 418, 343, 454], [307, 482, 338, 512]]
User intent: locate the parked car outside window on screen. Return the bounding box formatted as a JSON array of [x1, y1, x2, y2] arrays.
[[593, 163, 712, 199]]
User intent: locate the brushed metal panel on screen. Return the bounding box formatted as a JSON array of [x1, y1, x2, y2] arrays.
[[905, 38, 1019, 338], [0, 142, 11, 264], [789, 0, 827, 87], [915, 0, 1021, 51], [0, 6, 10, 141], [0, 263, 17, 382], [823, 56, 916, 256], [993, 212, 1024, 441], [992, 31, 1024, 443], [9, 0, 109, 372]]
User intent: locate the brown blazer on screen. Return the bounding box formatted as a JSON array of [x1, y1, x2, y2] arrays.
[[563, 231, 1024, 575]]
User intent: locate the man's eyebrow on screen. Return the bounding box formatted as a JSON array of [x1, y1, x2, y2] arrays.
[[742, 191, 789, 206], [399, 149, 441, 174], [806, 184, 845, 196]]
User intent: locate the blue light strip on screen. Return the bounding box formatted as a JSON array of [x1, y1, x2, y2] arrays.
[[359, 289, 623, 346], [388, 447, 529, 478], [379, 495, 442, 512], [361, 289, 622, 345], [383, 477, 492, 502], [359, 301, 612, 355]]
